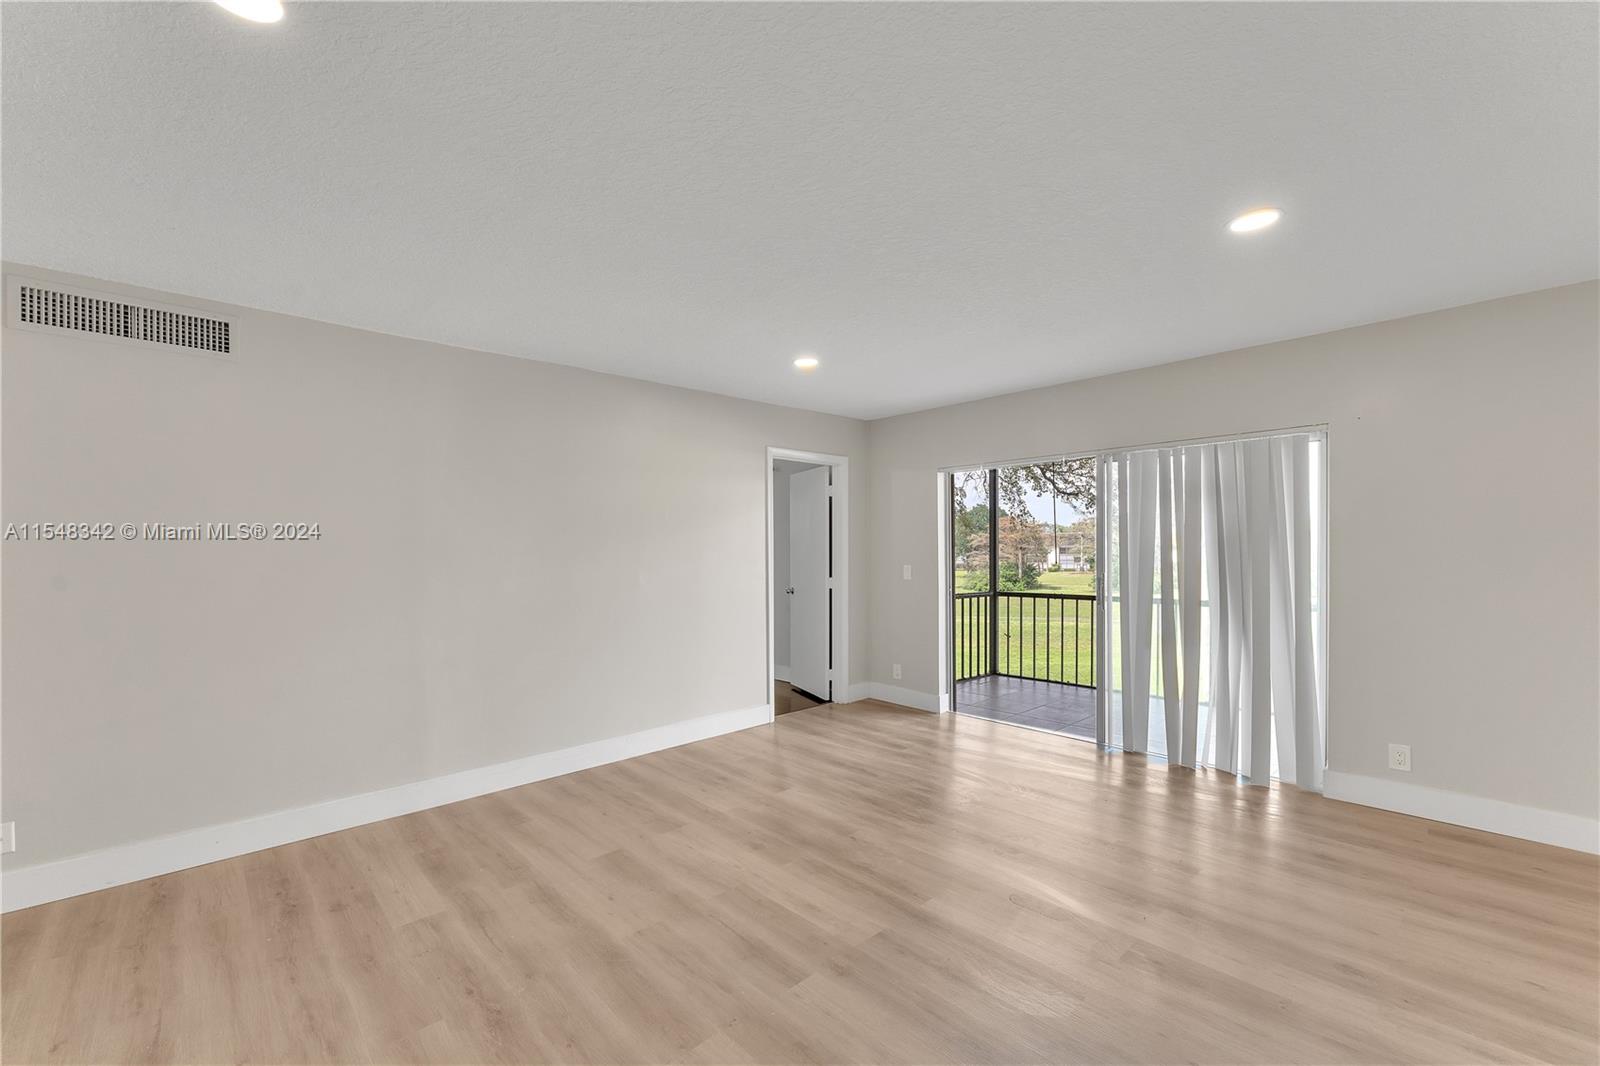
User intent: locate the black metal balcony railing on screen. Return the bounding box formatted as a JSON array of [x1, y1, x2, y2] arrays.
[[954, 591, 1095, 688]]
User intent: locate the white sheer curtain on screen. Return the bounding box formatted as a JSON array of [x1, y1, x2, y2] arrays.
[[1101, 432, 1326, 790]]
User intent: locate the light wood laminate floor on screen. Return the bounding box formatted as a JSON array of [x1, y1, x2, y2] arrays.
[[4, 701, 1596, 1064]]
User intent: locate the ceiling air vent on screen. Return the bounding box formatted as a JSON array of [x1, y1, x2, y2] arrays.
[[7, 277, 231, 356]]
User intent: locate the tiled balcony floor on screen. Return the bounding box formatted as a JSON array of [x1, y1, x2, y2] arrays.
[[954, 676, 1096, 741]]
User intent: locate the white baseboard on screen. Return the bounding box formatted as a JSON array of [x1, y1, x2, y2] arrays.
[[1, 703, 773, 914], [1323, 770, 1599, 854], [773, 663, 791, 684], [853, 682, 940, 713]]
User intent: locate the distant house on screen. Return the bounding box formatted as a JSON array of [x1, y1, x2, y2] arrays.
[[1046, 548, 1084, 570]]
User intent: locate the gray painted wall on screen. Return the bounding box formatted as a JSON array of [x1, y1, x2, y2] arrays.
[[866, 282, 1599, 818], [1, 264, 869, 869]]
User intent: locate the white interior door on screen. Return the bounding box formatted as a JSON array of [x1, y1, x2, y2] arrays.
[[789, 465, 831, 701]]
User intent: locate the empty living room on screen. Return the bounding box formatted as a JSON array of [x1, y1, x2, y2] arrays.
[[2, 2, 1597, 1063]]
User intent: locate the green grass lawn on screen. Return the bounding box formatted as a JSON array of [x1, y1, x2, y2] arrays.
[[1034, 570, 1096, 595], [952, 571, 1096, 686], [953, 569, 1095, 595]]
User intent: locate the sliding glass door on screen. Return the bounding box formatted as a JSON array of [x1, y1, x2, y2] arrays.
[[950, 459, 1098, 741]]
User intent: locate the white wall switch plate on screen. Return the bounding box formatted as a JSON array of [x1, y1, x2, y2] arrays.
[[1388, 744, 1412, 772], [892, 663, 903, 680], [0, 822, 14, 854], [902, 564, 912, 580]]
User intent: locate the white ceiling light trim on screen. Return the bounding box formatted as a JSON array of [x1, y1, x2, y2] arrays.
[[1228, 207, 1283, 234], [214, 0, 284, 24]]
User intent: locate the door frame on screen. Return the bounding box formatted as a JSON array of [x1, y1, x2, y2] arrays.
[[766, 447, 850, 717]]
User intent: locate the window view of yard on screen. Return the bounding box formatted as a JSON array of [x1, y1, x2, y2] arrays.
[[953, 594, 1096, 685], [956, 567, 1096, 596], [953, 459, 1097, 685]]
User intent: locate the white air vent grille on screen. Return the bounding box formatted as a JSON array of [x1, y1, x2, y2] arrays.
[[10, 279, 231, 355]]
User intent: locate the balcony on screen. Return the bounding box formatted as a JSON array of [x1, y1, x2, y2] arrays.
[[953, 590, 1096, 741]]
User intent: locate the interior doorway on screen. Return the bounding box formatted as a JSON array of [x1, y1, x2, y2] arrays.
[[948, 458, 1099, 740], [768, 448, 850, 717]]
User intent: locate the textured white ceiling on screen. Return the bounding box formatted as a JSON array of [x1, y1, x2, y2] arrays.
[[3, 2, 1595, 419]]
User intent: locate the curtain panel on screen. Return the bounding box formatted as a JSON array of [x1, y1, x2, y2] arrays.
[[1101, 432, 1326, 790]]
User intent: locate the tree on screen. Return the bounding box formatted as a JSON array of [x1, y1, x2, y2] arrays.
[[954, 459, 1096, 523], [955, 459, 1096, 588], [1059, 516, 1096, 570], [953, 502, 988, 567], [964, 514, 1048, 590]]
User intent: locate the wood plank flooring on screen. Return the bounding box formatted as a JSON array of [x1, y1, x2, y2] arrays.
[[4, 701, 1596, 1064]]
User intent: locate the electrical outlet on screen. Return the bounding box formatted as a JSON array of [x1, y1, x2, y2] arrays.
[[892, 663, 902, 680], [0, 822, 14, 854], [902, 564, 912, 580], [1388, 744, 1411, 772]]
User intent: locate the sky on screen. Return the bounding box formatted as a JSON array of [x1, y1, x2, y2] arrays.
[[1024, 491, 1089, 527], [956, 472, 1091, 528]]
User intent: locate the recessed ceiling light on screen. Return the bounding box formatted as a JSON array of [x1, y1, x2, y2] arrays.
[[1228, 207, 1282, 234], [793, 355, 820, 371], [215, 0, 284, 23]]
